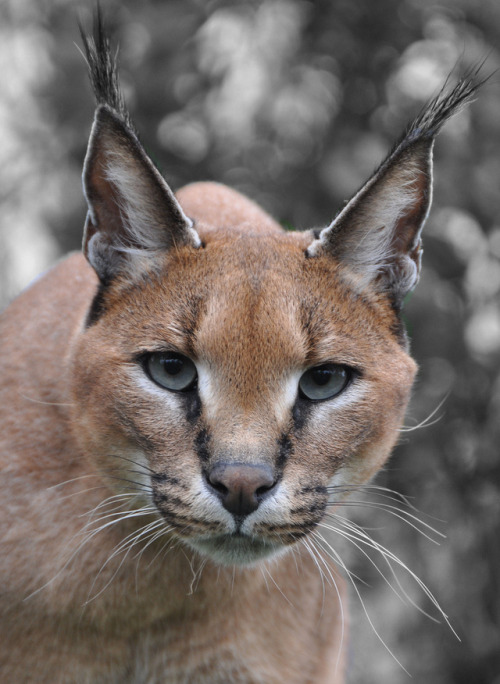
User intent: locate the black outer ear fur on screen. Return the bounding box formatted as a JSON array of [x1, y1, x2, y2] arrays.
[[82, 106, 200, 283]]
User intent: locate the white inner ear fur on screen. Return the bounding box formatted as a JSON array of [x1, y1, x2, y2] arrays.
[[307, 157, 431, 292], [103, 150, 200, 253]]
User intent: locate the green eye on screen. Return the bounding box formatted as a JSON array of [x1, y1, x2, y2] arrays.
[[145, 352, 197, 392], [299, 364, 351, 401]]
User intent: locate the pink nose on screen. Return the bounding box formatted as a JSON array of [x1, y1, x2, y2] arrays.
[[206, 463, 277, 517]]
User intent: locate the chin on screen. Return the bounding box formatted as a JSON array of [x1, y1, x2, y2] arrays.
[[187, 533, 287, 567]]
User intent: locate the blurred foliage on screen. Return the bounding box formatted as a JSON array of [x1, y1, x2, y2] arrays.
[[1, 0, 499, 681]]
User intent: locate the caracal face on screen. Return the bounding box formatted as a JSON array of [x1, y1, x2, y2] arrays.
[[70, 222, 416, 566]]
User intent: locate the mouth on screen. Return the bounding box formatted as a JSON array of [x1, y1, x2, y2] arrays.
[[187, 532, 285, 566]]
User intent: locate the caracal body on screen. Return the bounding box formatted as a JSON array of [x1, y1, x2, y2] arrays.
[[0, 15, 480, 684]]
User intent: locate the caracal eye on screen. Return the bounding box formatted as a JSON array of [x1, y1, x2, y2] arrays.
[[299, 364, 351, 401], [145, 352, 197, 392]]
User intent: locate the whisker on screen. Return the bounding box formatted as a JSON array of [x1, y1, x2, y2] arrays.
[[82, 492, 145, 520], [134, 524, 174, 564], [24, 495, 155, 602], [107, 453, 157, 475], [400, 393, 449, 433], [320, 516, 457, 636], [58, 484, 110, 502], [48, 474, 99, 489], [82, 505, 158, 530], [327, 484, 416, 508], [18, 392, 75, 407], [312, 530, 410, 676], [304, 536, 346, 676], [188, 557, 208, 595], [261, 563, 294, 608], [144, 530, 177, 569], [321, 517, 439, 624], [83, 519, 165, 605], [103, 474, 153, 493], [259, 564, 272, 594], [327, 501, 445, 544]]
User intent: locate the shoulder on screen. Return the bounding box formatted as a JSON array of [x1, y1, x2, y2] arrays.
[[0, 252, 98, 351]]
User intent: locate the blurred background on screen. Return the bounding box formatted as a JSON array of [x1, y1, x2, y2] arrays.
[[1, 0, 499, 681]]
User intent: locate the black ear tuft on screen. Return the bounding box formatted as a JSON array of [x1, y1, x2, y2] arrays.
[[392, 63, 488, 151], [79, 6, 134, 132]]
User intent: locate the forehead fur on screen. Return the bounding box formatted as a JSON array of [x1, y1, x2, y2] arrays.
[[91, 226, 404, 373]]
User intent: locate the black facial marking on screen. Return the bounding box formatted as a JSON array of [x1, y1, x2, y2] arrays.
[[151, 472, 183, 487], [290, 502, 326, 517], [153, 493, 190, 509], [85, 281, 108, 327], [292, 397, 313, 433], [180, 391, 202, 424], [154, 503, 216, 529], [300, 484, 328, 496], [195, 428, 211, 464], [276, 433, 293, 471]]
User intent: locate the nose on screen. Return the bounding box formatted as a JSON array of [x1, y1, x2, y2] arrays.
[[205, 462, 277, 517]]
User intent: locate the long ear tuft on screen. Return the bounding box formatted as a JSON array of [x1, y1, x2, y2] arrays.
[[396, 62, 488, 147], [80, 10, 201, 284], [79, 7, 134, 132], [307, 67, 487, 309]]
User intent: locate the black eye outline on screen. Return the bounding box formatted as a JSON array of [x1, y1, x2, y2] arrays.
[[298, 363, 354, 402], [141, 351, 198, 393]]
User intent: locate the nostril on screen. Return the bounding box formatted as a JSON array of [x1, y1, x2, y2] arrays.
[[255, 480, 277, 499], [208, 477, 229, 497]]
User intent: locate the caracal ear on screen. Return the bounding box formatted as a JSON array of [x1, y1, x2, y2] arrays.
[[307, 73, 484, 309], [83, 105, 200, 283], [307, 139, 432, 307]]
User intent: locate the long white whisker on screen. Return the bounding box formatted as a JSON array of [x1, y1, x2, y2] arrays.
[[24, 497, 156, 602], [321, 517, 439, 624], [400, 394, 449, 433], [82, 492, 145, 519], [327, 484, 416, 508], [313, 530, 410, 676], [260, 565, 271, 594], [261, 563, 294, 608], [48, 474, 99, 489], [304, 535, 346, 676], [328, 502, 445, 543], [84, 517, 165, 604], [321, 516, 458, 637]]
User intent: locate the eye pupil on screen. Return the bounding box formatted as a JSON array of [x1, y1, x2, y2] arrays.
[[310, 369, 332, 386], [162, 358, 183, 376]]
